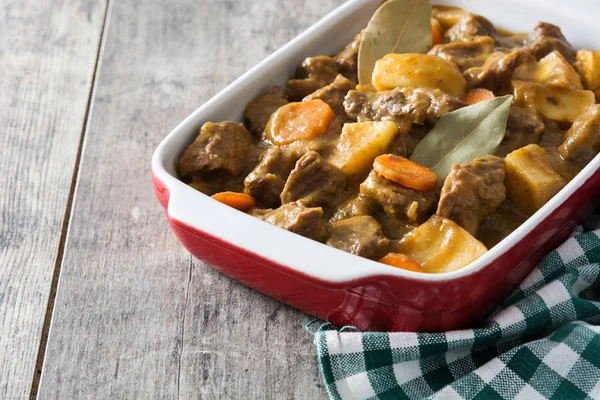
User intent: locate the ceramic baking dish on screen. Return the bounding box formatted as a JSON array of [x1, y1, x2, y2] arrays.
[[152, 0, 600, 332]]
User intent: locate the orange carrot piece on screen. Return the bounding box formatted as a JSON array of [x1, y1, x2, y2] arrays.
[[373, 154, 438, 192], [265, 99, 334, 145], [465, 89, 495, 105], [431, 18, 443, 47], [379, 253, 425, 273], [211, 192, 256, 211]]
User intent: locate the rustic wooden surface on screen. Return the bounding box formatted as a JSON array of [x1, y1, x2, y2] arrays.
[[0, 0, 347, 398], [0, 0, 107, 398]]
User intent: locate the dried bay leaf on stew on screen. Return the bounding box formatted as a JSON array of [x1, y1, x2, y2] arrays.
[[357, 0, 432, 85], [410, 95, 513, 186]]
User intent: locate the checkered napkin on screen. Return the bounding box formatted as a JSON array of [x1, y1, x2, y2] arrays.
[[313, 218, 600, 399]]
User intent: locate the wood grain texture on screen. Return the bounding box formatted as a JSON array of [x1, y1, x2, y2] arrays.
[[0, 1, 107, 398], [38, 0, 345, 398]]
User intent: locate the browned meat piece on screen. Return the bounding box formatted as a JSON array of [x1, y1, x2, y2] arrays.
[[327, 216, 390, 260], [495, 33, 528, 50], [243, 86, 288, 137], [444, 14, 497, 43], [428, 36, 495, 71], [304, 74, 356, 116], [527, 22, 576, 64], [360, 170, 438, 224], [496, 107, 545, 157], [330, 194, 376, 224], [280, 151, 348, 214], [389, 129, 419, 158], [188, 176, 227, 196], [437, 155, 506, 237], [559, 105, 600, 167], [255, 202, 328, 242], [334, 30, 364, 76], [179, 121, 253, 178], [377, 213, 415, 240], [344, 87, 464, 128], [287, 56, 339, 100], [244, 147, 299, 208], [465, 48, 537, 94]]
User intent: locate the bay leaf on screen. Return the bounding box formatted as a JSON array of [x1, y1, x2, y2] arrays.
[[357, 0, 432, 85], [410, 95, 513, 186]]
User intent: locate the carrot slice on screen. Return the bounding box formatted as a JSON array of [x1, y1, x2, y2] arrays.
[[379, 253, 425, 273], [465, 89, 495, 105], [211, 192, 256, 211], [265, 99, 334, 145], [373, 154, 438, 192], [431, 18, 443, 47]]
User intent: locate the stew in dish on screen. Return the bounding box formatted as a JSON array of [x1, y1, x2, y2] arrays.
[[177, 2, 600, 273]]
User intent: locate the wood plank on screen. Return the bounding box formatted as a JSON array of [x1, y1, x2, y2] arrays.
[[0, 1, 107, 398], [38, 0, 345, 398]]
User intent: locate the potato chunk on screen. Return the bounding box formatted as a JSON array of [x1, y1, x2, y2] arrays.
[[575, 49, 600, 91], [513, 81, 595, 123], [432, 6, 469, 29], [395, 216, 487, 273], [372, 53, 467, 98], [534, 51, 583, 90], [329, 121, 398, 178], [505, 144, 566, 215]]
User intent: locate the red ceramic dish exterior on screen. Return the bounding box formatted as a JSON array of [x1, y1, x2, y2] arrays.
[[153, 169, 600, 332]]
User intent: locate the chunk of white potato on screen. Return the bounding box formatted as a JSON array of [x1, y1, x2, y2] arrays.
[[329, 121, 398, 178], [505, 144, 566, 215], [395, 216, 487, 273], [576, 49, 600, 91], [432, 6, 469, 29], [372, 53, 467, 98], [512, 81, 595, 123], [534, 51, 583, 90]]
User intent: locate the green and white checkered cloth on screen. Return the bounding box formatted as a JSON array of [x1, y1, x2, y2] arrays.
[[313, 217, 600, 399]]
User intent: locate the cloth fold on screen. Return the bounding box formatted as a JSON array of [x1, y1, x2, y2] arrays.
[[314, 223, 600, 400]]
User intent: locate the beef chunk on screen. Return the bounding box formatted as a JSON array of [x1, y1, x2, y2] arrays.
[[255, 202, 328, 242], [444, 14, 498, 43], [244, 86, 289, 137], [559, 104, 600, 167], [334, 30, 364, 76], [179, 121, 253, 178], [327, 216, 390, 260], [280, 151, 348, 213], [496, 107, 545, 157], [287, 56, 339, 100], [495, 33, 528, 50], [465, 48, 537, 94], [304, 74, 356, 116], [330, 194, 414, 239], [330, 194, 376, 224], [389, 129, 419, 158], [428, 36, 495, 71], [527, 22, 576, 64], [437, 155, 506, 237], [244, 147, 299, 208], [344, 87, 464, 128], [360, 170, 438, 223]]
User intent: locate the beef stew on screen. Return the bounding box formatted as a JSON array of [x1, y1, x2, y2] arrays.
[[177, 3, 600, 274]]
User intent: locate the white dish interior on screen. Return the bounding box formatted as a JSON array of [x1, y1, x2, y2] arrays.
[[152, 0, 600, 283]]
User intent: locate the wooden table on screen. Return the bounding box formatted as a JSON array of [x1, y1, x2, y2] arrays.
[[1, 0, 345, 398]]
